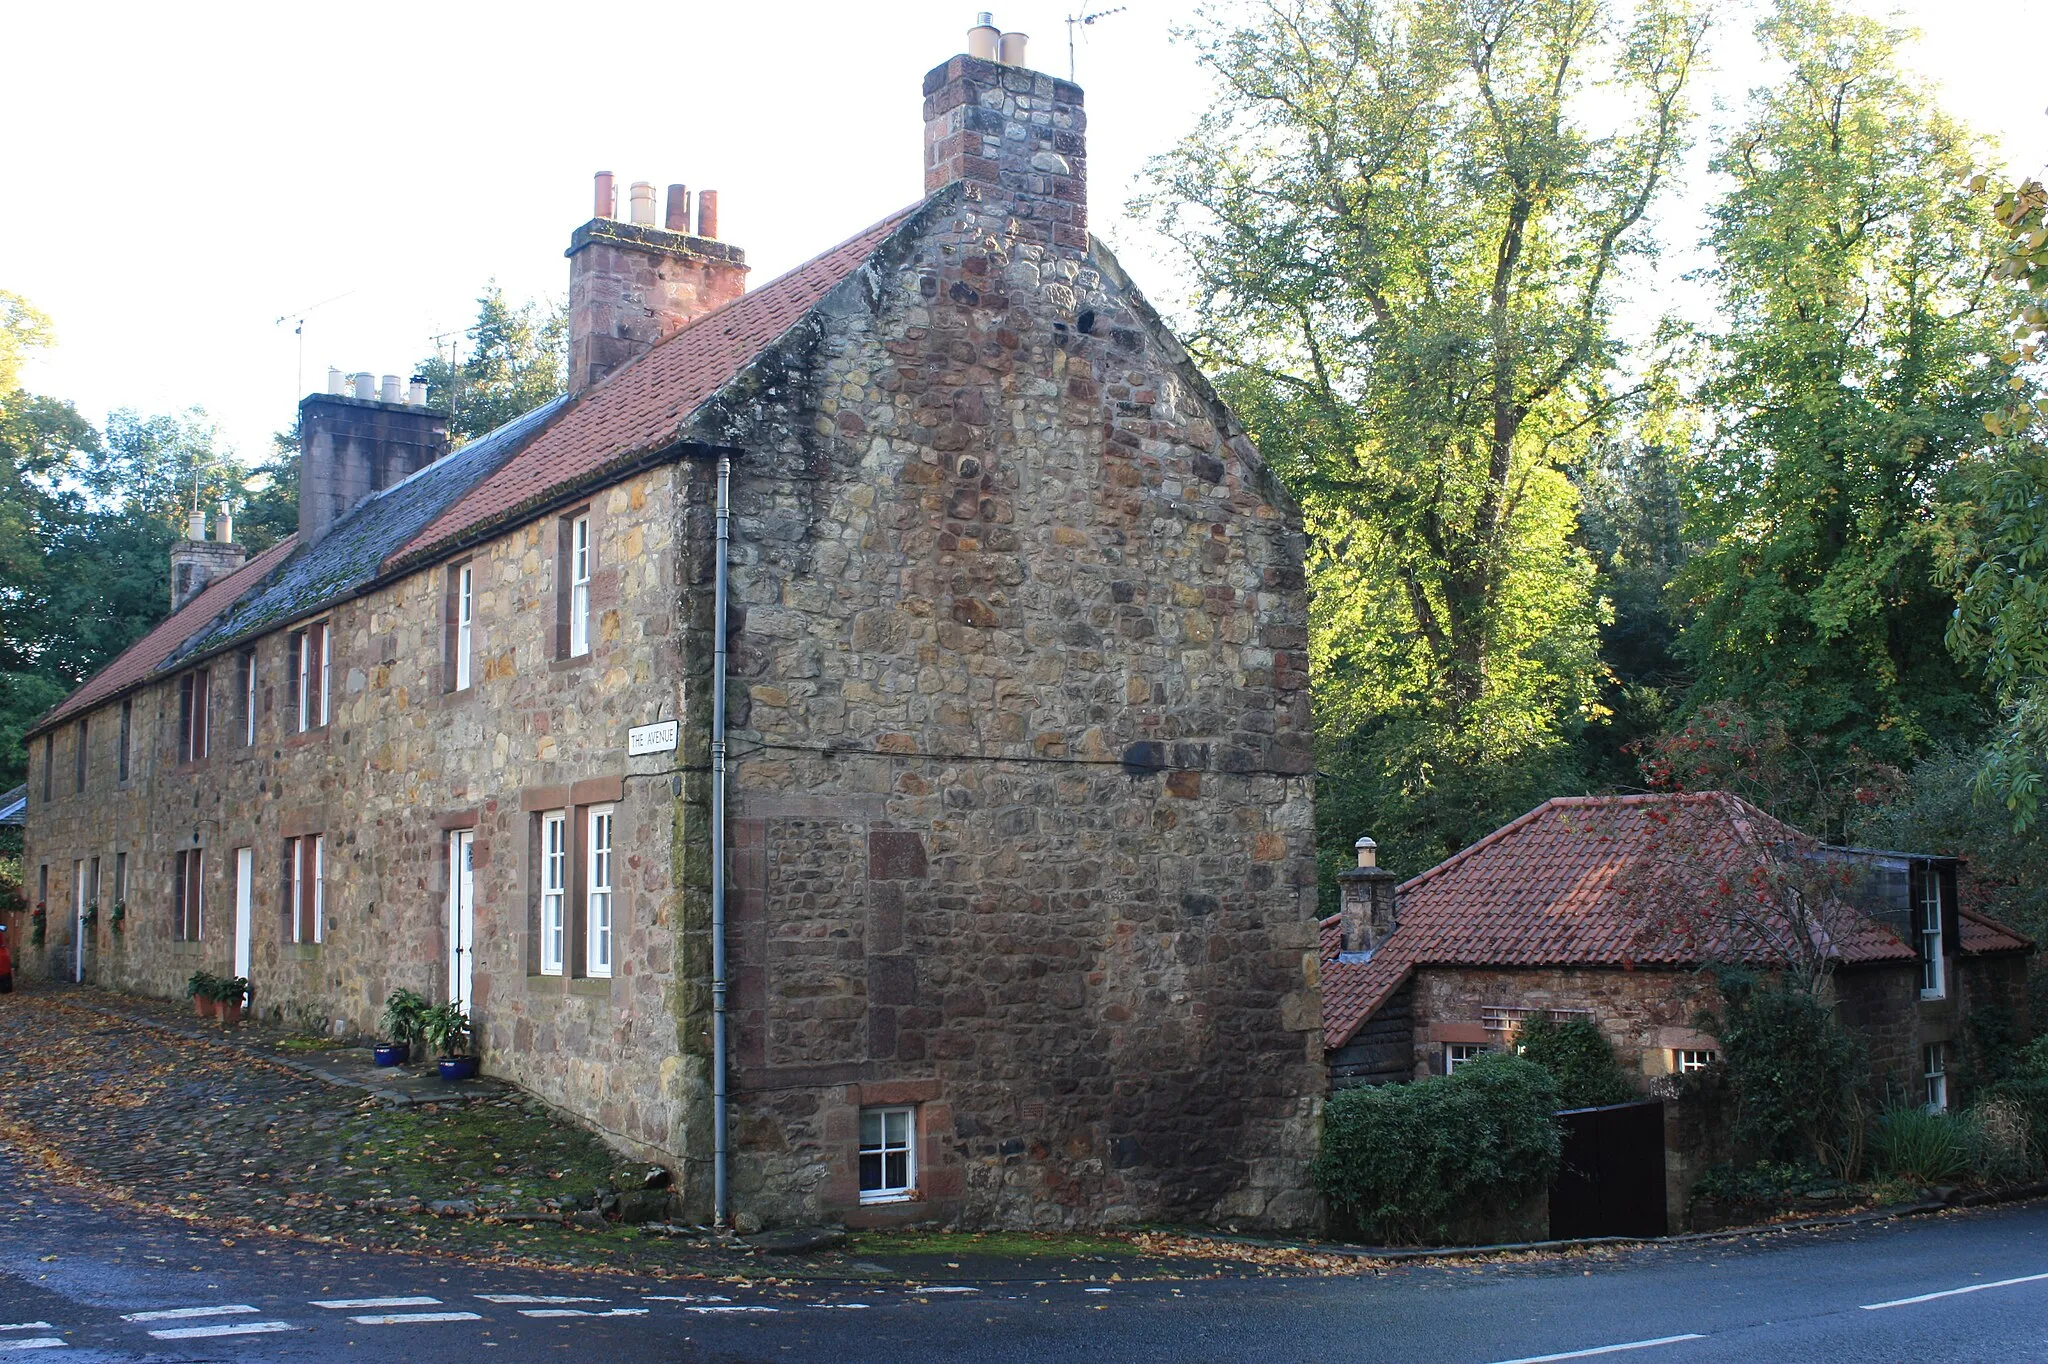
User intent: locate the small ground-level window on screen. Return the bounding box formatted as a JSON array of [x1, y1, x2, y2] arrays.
[[1674, 1049, 1719, 1074], [1925, 1042, 1948, 1114], [859, 1106, 916, 1203], [1445, 1043, 1487, 1074]]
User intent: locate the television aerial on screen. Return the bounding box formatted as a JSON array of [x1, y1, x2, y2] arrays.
[[1066, 7, 1128, 83]]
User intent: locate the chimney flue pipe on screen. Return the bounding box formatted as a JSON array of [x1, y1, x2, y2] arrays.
[[666, 184, 690, 232], [352, 372, 375, 401], [997, 30, 1028, 66], [593, 170, 616, 219], [217, 504, 234, 545], [379, 374, 401, 404], [629, 181, 656, 225], [696, 189, 719, 239], [408, 376, 428, 406], [968, 14, 999, 58], [326, 366, 345, 396]]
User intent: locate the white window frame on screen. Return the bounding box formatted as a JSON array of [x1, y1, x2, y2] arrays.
[[858, 1105, 917, 1204], [569, 514, 591, 657], [290, 838, 305, 943], [455, 563, 474, 691], [312, 833, 325, 944], [1445, 1043, 1486, 1074], [289, 834, 325, 945], [1674, 1049, 1718, 1074], [1924, 1042, 1948, 1114], [1920, 870, 1946, 1000], [540, 810, 567, 977], [586, 803, 614, 978], [242, 649, 257, 745]]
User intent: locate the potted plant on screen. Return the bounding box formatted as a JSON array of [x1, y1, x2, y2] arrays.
[[421, 1001, 477, 1081], [215, 976, 251, 1025], [186, 970, 221, 1017], [377, 988, 428, 1066], [110, 898, 126, 935], [80, 898, 98, 930], [29, 903, 45, 949]]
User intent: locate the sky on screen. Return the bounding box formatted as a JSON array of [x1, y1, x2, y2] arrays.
[[5, 0, 2045, 466]]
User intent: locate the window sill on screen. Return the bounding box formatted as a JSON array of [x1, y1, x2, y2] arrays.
[[566, 977, 613, 998], [282, 727, 330, 749], [291, 943, 323, 960], [549, 653, 592, 674], [170, 940, 204, 956], [858, 1192, 917, 1206]]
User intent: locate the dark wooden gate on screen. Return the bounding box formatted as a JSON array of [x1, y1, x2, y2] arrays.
[[1549, 1100, 1667, 1240]]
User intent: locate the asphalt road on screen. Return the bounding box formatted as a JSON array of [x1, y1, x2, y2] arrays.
[[7, 1158, 2048, 1362]]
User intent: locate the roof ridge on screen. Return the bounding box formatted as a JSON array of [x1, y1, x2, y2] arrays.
[[1395, 796, 1567, 896]]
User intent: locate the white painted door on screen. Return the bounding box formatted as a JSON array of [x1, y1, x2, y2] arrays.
[[233, 847, 254, 980], [448, 830, 475, 1012], [71, 860, 85, 984]]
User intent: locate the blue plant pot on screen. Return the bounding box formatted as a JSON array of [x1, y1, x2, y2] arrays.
[[437, 1055, 479, 1082], [373, 1043, 409, 1067]]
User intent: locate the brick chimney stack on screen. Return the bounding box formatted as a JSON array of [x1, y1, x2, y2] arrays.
[[298, 374, 449, 547], [922, 24, 1087, 254], [1337, 836, 1399, 960], [566, 172, 749, 394]]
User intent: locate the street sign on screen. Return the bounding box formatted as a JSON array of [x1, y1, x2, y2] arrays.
[[628, 720, 678, 756]]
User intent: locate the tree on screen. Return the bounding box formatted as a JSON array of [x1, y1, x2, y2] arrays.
[[1140, 0, 1706, 883], [415, 285, 566, 446], [1672, 0, 2016, 770], [1940, 178, 2048, 830]]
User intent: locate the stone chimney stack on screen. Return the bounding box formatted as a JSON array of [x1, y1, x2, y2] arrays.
[[169, 505, 248, 611], [1337, 836, 1399, 960], [566, 171, 749, 394], [298, 378, 450, 547], [922, 20, 1087, 255]]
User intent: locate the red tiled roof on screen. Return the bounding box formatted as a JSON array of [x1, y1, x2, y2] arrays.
[[34, 536, 299, 732], [1318, 792, 2031, 1049], [392, 205, 922, 566]]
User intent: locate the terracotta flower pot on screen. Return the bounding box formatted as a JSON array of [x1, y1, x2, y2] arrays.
[[215, 999, 244, 1026], [193, 996, 210, 1017]]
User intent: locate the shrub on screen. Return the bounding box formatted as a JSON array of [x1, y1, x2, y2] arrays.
[[1869, 1105, 1973, 1184], [1316, 1053, 1561, 1244], [1967, 1097, 2037, 1186], [1514, 1016, 1636, 1108], [1709, 970, 1866, 1171], [1992, 1035, 2048, 1144]]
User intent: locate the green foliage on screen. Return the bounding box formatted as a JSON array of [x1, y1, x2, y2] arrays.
[[1141, 0, 1705, 889], [419, 1001, 474, 1058], [1869, 1104, 1974, 1183], [380, 988, 431, 1051], [185, 971, 221, 1001], [1690, 1159, 1840, 1206], [1711, 970, 1867, 1169], [1315, 1053, 1561, 1243], [1673, 0, 2014, 772], [1514, 1016, 1637, 1109], [1990, 1036, 2048, 1154], [1858, 748, 2048, 947], [414, 285, 566, 447]]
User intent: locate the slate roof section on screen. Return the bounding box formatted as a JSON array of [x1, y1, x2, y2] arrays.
[[0, 784, 25, 827], [392, 204, 925, 568], [1318, 792, 2035, 1049], [34, 537, 300, 733], [175, 395, 569, 663]]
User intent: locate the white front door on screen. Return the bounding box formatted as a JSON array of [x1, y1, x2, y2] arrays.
[[233, 847, 254, 980], [448, 830, 475, 1012], [71, 860, 85, 984]]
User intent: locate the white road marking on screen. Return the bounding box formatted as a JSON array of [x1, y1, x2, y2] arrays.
[[809, 1303, 871, 1310], [477, 1295, 604, 1304], [311, 1296, 442, 1310], [1488, 1336, 1705, 1364], [145, 1322, 298, 1341], [347, 1312, 484, 1326], [120, 1305, 259, 1322], [646, 1295, 730, 1303], [682, 1306, 780, 1314], [1084, 1288, 1111, 1294], [517, 1308, 649, 1318], [916, 1286, 980, 1294], [0, 1340, 65, 1352], [0, 1326, 53, 1333], [1863, 1270, 2048, 1310]]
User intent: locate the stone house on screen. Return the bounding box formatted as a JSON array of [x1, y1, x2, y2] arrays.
[[1321, 794, 2032, 1105], [16, 27, 1325, 1231]]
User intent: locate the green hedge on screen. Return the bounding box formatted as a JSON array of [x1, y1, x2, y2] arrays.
[[1315, 1053, 1561, 1243], [1515, 1015, 1636, 1108]]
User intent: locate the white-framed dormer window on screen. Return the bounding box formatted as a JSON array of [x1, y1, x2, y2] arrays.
[[540, 810, 567, 976], [1925, 1042, 1948, 1113], [1919, 869, 1946, 1000], [1445, 1043, 1487, 1074], [585, 803, 614, 978], [568, 514, 592, 657], [1674, 1049, 1719, 1074], [859, 1105, 916, 1203], [296, 622, 329, 731], [455, 563, 475, 691]]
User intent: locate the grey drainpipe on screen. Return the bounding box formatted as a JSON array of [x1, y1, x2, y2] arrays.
[[711, 454, 733, 1227]]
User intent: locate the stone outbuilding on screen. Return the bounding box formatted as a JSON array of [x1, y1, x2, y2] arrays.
[[17, 28, 1325, 1231], [1321, 793, 2032, 1102]]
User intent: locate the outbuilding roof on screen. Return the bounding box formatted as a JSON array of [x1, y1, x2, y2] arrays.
[[1319, 793, 2034, 1049]]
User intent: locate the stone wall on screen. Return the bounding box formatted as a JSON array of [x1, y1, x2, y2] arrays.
[[1410, 965, 1722, 1083], [1837, 954, 2030, 1102], [21, 471, 692, 1164]]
